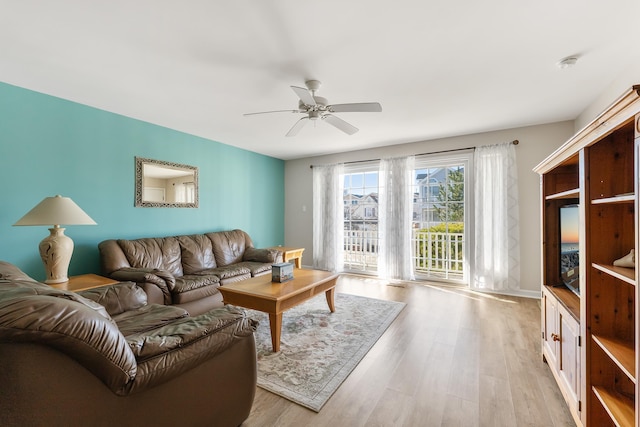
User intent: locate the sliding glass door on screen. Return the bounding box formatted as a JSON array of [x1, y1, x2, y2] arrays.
[[341, 153, 471, 283], [343, 163, 379, 272], [411, 153, 471, 283]]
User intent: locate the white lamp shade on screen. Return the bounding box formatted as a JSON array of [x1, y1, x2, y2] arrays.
[[14, 195, 96, 226]]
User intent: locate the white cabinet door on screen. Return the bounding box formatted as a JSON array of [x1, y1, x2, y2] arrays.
[[542, 289, 581, 424], [558, 306, 580, 416], [542, 290, 559, 366]]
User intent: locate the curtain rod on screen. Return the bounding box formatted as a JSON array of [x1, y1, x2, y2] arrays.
[[309, 139, 519, 168]]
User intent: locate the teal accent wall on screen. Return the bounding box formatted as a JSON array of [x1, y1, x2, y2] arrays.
[[0, 82, 285, 280]]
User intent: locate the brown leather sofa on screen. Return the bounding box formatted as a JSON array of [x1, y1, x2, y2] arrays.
[[99, 229, 282, 316], [0, 261, 257, 427]]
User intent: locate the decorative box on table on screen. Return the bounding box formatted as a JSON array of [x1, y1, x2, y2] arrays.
[[272, 262, 294, 282]]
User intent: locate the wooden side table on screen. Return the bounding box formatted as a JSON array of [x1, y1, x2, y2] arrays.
[[267, 246, 305, 269], [47, 274, 118, 292]]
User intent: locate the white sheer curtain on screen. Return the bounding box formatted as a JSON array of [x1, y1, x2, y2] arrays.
[[378, 156, 415, 281], [312, 163, 344, 272], [473, 142, 520, 291]]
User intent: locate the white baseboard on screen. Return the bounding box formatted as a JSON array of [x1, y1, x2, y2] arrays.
[[468, 287, 541, 299], [324, 268, 543, 299]]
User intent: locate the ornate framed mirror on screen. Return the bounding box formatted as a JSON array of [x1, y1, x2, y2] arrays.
[[135, 157, 199, 208]]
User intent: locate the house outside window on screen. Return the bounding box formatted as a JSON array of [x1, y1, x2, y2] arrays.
[[341, 153, 471, 283]]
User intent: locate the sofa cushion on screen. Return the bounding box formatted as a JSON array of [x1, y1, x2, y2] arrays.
[[178, 234, 217, 274], [172, 285, 222, 305], [79, 282, 148, 316], [243, 247, 279, 263], [172, 276, 221, 305], [113, 304, 189, 336], [118, 237, 184, 277], [219, 273, 252, 285], [173, 274, 220, 293], [207, 230, 251, 267], [123, 306, 257, 395], [198, 265, 251, 280], [236, 261, 273, 277]]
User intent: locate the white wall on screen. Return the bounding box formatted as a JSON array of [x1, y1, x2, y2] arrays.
[[284, 121, 574, 294], [575, 56, 640, 132]]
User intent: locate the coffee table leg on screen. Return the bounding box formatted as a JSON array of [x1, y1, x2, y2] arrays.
[[325, 287, 336, 312], [268, 313, 282, 352]]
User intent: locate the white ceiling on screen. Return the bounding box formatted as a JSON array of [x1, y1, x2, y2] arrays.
[[1, 1, 639, 160]]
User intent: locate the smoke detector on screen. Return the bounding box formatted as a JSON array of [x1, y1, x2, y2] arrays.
[[557, 56, 578, 69]]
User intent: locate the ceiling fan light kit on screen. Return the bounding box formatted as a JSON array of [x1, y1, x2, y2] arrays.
[[244, 80, 382, 137]]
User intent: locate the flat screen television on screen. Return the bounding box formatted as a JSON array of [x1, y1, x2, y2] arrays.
[[559, 204, 580, 295]]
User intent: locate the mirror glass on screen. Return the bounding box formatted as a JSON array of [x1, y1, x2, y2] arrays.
[[135, 157, 199, 208]]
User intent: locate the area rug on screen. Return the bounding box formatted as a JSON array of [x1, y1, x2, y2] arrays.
[[245, 293, 405, 412]]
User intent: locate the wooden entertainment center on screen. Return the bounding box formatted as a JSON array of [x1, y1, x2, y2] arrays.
[[534, 86, 640, 426]]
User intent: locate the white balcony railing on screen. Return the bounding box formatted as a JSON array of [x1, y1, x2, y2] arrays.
[[343, 229, 464, 280]]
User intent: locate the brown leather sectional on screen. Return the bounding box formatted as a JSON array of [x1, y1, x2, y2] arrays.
[[99, 229, 282, 316], [0, 260, 257, 426]]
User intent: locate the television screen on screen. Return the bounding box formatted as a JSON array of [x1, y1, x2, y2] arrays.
[[560, 204, 579, 295]]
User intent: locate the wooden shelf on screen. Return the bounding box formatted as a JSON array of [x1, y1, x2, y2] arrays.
[[592, 194, 635, 204], [545, 285, 580, 321], [592, 334, 636, 383], [592, 386, 635, 427], [546, 188, 580, 200], [592, 263, 636, 286], [536, 86, 640, 426]]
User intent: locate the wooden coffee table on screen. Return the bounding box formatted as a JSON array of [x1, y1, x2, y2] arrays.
[[218, 269, 339, 352]]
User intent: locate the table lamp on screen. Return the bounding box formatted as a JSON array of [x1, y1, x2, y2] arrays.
[[14, 195, 97, 283]]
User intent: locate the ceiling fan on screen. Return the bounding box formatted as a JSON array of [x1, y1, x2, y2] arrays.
[[244, 80, 382, 137]]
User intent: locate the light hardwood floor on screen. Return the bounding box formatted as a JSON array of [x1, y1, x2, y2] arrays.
[[244, 274, 575, 427]]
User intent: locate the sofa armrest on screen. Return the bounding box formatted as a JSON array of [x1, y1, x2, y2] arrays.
[[0, 294, 137, 393], [99, 239, 132, 274], [122, 306, 257, 395], [79, 282, 148, 316], [109, 268, 175, 305], [243, 247, 280, 263]]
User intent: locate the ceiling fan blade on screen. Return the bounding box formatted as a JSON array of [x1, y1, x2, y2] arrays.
[[286, 117, 309, 137], [323, 114, 358, 135], [244, 109, 302, 116], [328, 102, 382, 113], [291, 85, 316, 106]]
